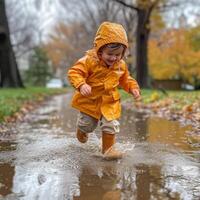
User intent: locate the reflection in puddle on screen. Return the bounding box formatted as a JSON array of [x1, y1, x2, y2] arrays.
[[0, 95, 199, 200], [0, 163, 15, 197], [0, 142, 16, 197], [0, 141, 17, 152], [147, 117, 194, 151]]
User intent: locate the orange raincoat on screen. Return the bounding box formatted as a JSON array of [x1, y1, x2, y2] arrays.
[[68, 22, 139, 121]]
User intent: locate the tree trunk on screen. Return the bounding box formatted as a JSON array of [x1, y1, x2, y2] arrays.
[[0, 0, 24, 88], [136, 8, 150, 88]]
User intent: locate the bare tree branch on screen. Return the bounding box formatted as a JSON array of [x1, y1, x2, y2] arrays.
[[112, 0, 139, 11]]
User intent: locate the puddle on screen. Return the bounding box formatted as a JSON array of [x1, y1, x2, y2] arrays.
[[0, 141, 17, 152], [0, 94, 199, 200]]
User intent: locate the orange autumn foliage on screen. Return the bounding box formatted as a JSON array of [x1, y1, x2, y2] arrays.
[[44, 22, 91, 71], [149, 28, 200, 85]]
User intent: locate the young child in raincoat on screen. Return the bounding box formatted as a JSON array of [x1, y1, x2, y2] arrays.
[[68, 22, 140, 160]]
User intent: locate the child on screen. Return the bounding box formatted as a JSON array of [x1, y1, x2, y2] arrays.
[[68, 22, 140, 160]]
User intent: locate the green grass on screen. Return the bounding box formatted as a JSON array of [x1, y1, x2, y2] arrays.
[[120, 88, 158, 100], [0, 87, 67, 122], [1, 87, 199, 122], [120, 89, 200, 105]]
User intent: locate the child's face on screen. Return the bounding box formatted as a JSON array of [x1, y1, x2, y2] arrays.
[[100, 46, 124, 67]]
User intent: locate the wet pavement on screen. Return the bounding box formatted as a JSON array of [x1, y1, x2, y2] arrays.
[[0, 93, 199, 200]]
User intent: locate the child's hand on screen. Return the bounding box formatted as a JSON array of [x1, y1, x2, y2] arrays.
[[79, 83, 92, 96], [130, 89, 141, 101]]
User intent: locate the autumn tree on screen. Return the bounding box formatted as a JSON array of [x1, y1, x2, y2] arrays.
[[112, 0, 161, 88], [149, 28, 200, 88], [188, 25, 200, 52], [45, 22, 90, 81], [113, 0, 200, 88]]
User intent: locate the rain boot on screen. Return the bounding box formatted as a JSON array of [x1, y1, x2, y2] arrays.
[[76, 129, 88, 143], [102, 131, 123, 160]]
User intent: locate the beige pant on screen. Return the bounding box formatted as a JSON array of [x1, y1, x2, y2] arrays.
[[77, 112, 120, 134]]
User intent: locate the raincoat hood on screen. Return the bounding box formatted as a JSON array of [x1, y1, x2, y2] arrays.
[[93, 22, 128, 53]]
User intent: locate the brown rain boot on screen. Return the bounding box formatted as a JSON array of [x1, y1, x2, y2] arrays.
[[102, 131, 123, 160], [76, 129, 88, 143]]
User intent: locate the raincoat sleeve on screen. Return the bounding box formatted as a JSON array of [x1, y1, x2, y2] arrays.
[[68, 57, 89, 89], [119, 63, 140, 93]]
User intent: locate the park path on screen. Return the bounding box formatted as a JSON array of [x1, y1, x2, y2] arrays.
[[0, 93, 199, 200]]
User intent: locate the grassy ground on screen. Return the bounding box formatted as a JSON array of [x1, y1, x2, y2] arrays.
[[0, 87, 67, 122], [1, 87, 199, 123], [121, 89, 200, 106], [120, 89, 200, 127]]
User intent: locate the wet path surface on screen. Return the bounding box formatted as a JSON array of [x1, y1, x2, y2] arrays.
[[0, 94, 199, 200]]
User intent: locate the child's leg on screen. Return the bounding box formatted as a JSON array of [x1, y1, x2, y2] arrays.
[[76, 112, 98, 143], [100, 117, 122, 159]]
